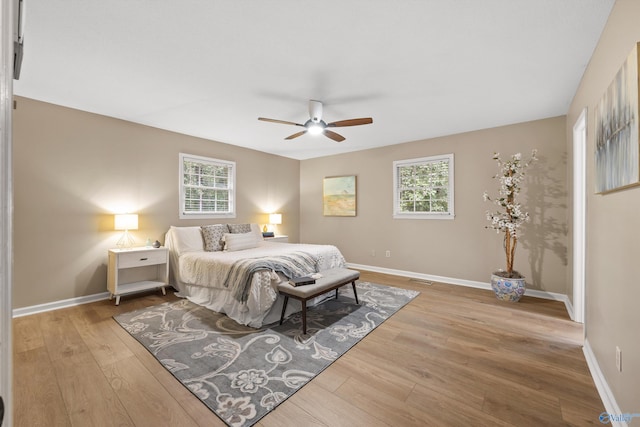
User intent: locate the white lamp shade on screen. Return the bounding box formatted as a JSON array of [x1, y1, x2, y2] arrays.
[[114, 214, 138, 230], [269, 213, 282, 225]]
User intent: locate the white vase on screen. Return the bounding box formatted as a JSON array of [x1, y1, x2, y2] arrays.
[[490, 273, 526, 302]]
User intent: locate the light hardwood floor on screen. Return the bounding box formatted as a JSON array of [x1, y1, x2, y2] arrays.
[[13, 271, 604, 426]]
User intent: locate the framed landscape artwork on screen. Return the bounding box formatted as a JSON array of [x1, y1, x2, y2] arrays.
[[595, 42, 640, 194], [323, 175, 356, 216]]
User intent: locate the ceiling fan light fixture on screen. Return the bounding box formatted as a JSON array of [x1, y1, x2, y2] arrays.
[[307, 124, 324, 135]]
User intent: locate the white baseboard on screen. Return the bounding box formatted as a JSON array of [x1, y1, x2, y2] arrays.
[[14, 265, 573, 318], [583, 339, 627, 427], [564, 296, 576, 321], [12, 292, 112, 318], [347, 263, 573, 313]]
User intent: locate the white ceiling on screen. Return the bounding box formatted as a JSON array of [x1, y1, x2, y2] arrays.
[[14, 0, 614, 160]]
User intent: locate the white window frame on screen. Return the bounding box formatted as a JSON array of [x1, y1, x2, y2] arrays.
[[393, 153, 454, 220], [179, 153, 236, 220]]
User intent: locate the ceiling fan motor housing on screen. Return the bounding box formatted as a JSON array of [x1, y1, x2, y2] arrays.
[[309, 100, 323, 123]]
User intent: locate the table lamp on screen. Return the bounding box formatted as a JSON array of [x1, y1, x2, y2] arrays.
[[114, 214, 138, 249]]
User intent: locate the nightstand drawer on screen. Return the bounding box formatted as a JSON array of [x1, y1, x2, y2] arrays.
[[118, 250, 167, 268]]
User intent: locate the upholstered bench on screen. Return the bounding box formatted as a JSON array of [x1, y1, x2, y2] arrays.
[[278, 268, 360, 334]]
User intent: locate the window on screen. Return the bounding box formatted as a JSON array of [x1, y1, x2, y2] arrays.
[[179, 153, 236, 219], [393, 154, 454, 219]]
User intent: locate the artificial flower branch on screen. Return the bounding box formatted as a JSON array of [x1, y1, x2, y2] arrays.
[[483, 149, 538, 278]]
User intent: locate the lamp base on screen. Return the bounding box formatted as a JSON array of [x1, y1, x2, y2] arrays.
[[116, 230, 136, 249]]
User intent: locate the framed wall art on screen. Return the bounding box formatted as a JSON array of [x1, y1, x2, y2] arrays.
[[595, 42, 640, 194], [323, 175, 356, 216]]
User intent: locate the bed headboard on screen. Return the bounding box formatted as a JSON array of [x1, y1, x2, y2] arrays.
[[167, 226, 204, 255]]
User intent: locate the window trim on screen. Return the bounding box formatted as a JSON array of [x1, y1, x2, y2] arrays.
[[393, 153, 455, 220], [179, 153, 236, 220]]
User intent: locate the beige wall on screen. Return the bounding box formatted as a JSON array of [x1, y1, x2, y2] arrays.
[[13, 98, 569, 309], [567, 0, 640, 417], [12, 97, 300, 308], [300, 116, 568, 294]]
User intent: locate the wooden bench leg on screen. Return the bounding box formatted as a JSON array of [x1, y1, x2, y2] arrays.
[[279, 295, 289, 325], [352, 281, 359, 304], [301, 300, 308, 334]]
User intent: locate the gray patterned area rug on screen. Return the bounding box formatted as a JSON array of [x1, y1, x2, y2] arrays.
[[113, 282, 419, 427]]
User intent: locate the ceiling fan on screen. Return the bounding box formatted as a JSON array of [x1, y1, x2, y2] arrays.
[[258, 100, 373, 142]]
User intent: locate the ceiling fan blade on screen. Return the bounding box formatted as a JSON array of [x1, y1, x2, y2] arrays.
[[258, 117, 305, 127], [285, 130, 307, 140], [327, 117, 373, 127], [324, 130, 346, 142]]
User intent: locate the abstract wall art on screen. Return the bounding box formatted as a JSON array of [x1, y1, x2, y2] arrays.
[[595, 42, 640, 194], [323, 175, 356, 216]]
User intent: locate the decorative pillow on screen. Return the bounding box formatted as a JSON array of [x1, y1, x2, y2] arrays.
[[201, 224, 227, 252], [227, 223, 264, 242], [223, 232, 259, 252], [227, 223, 252, 234], [169, 226, 204, 255]]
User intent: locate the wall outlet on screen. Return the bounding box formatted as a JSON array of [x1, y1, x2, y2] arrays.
[[385, 250, 391, 257], [371, 249, 376, 257], [616, 346, 622, 372]]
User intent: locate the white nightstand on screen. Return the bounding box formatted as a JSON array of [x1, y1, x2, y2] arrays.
[[265, 235, 289, 243], [107, 247, 169, 305]]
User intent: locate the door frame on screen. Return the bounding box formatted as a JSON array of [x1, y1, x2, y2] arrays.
[[0, 0, 14, 424], [572, 108, 587, 324]]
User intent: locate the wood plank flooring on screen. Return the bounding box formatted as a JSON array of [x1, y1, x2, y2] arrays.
[[13, 271, 605, 426]]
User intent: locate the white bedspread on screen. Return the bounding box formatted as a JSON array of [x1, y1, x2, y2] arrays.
[[166, 233, 346, 327], [178, 241, 344, 290]]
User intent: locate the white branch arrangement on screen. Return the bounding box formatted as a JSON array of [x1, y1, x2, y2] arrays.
[[483, 149, 538, 278]]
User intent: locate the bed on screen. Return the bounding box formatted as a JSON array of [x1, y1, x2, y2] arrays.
[[165, 224, 347, 328]]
